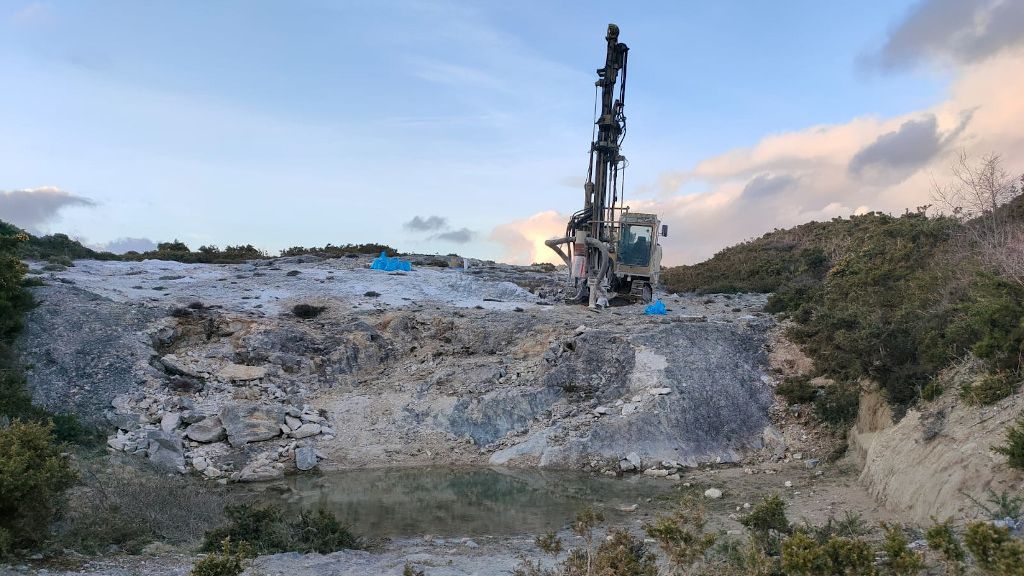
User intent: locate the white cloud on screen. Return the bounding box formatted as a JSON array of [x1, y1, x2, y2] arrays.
[[0, 187, 97, 233]]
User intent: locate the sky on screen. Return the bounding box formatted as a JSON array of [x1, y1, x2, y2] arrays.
[[1, 0, 1023, 264]]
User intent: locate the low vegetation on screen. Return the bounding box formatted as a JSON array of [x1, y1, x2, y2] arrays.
[[993, 414, 1024, 470], [0, 421, 77, 556], [664, 155, 1024, 419], [200, 503, 367, 556]]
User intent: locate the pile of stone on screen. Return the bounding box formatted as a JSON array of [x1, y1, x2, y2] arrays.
[[105, 391, 331, 481]]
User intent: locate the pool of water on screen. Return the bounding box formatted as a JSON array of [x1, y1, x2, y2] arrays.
[[250, 467, 674, 538]]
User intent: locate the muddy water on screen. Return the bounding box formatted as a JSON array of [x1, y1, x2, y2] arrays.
[[255, 467, 673, 538]]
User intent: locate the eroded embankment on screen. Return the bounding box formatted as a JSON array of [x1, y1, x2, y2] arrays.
[[18, 256, 777, 481], [851, 384, 1024, 524]]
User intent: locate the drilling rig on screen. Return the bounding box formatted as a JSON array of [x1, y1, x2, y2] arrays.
[[546, 24, 667, 306]]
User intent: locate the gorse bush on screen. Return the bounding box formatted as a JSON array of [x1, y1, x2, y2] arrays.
[[200, 504, 366, 556], [190, 538, 250, 576], [0, 421, 77, 555], [994, 415, 1024, 470], [514, 510, 657, 576]]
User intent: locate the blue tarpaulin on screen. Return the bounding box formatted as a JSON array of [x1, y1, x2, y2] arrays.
[[643, 300, 667, 315], [370, 251, 412, 272]]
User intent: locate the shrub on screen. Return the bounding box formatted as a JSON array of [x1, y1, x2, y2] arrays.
[[0, 421, 77, 553], [881, 523, 925, 575], [960, 372, 1018, 406], [964, 521, 1024, 575], [776, 377, 817, 405], [61, 466, 229, 552], [201, 504, 366, 556], [780, 531, 875, 576], [813, 383, 860, 427], [925, 517, 964, 572], [201, 504, 288, 554], [994, 415, 1024, 469], [190, 538, 250, 576], [740, 493, 791, 553], [644, 495, 717, 570], [287, 508, 365, 553]]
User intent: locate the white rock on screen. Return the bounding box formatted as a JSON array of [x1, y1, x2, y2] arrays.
[[285, 415, 303, 430], [594, 406, 609, 415], [643, 468, 670, 477], [784, 481, 793, 488], [631, 395, 642, 403], [648, 387, 672, 395], [203, 467, 222, 478], [704, 488, 723, 499], [160, 412, 181, 433], [621, 403, 639, 416], [192, 457, 209, 471], [290, 423, 322, 439], [216, 363, 267, 382]]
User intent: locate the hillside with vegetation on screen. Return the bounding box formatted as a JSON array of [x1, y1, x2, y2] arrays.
[[665, 155, 1024, 417]]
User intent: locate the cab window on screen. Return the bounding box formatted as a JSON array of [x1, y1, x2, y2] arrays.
[[618, 224, 652, 266]]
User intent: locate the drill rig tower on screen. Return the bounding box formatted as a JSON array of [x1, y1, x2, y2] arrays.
[[546, 24, 666, 306]]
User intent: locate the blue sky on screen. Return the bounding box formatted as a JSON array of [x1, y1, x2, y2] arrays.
[[2, 0, 1021, 263]]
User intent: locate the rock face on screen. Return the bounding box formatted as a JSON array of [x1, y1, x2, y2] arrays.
[[184, 416, 227, 443], [23, 258, 776, 478], [220, 403, 286, 447]]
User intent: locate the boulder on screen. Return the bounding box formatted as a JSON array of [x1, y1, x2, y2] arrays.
[[160, 412, 181, 433], [704, 488, 723, 499], [146, 430, 185, 471], [285, 415, 303, 430], [106, 411, 140, 431], [290, 423, 321, 439], [159, 354, 201, 378], [220, 403, 285, 447], [295, 445, 318, 471], [216, 363, 267, 382], [238, 461, 286, 482], [184, 416, 227, 443]]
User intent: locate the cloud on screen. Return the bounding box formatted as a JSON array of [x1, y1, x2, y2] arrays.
[[403, 215, 448, 232], [0, 187, 97, 232], [430, 228, 474, 244], [873, 0, 1024, 70], [741, 173, 798, 199], [490, 46, 1024, 266], [96, 237, 158, 254], [489, 210, 567, 265]]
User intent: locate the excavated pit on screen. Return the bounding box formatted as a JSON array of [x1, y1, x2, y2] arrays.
[[18, 255, 776, 480]]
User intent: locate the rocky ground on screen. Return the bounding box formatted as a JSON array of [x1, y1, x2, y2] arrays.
[[9, 254, 923, 575], [20, 255, 778, 483]]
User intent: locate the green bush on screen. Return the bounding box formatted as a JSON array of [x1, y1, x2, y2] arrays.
[[0, 421, 77, 554], [881, 523, 925, 575], [813, 383, 860, 427], [780, 531, 875, 576], [190, 538, 250, 576], [960, 372, 1018, 406], [287, 508, 365, 553], [776, 377, 818, 405], [964, 521, 1024, 575], [644, 495, 717, 570], [201, 504, 366, 556], [925, 517, 964, 572], [741, 493, 791, 541], [994, 415, 1024, 469]]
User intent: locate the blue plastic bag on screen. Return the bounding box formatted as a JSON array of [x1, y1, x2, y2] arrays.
[[371, 251, 412, 272], [644, 300, 667, 315]]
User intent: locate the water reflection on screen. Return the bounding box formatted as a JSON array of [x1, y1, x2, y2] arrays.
[[256, 467, 671, 538]]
